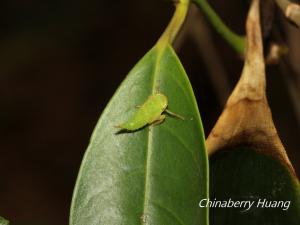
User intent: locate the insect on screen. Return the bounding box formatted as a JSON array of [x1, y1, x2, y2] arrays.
[[115, 93, 184, 131]]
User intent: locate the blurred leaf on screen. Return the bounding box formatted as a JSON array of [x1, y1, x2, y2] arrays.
[[210, 147, 300, 225], [70, 44, 208, 225], [0, 216, 9, 225]]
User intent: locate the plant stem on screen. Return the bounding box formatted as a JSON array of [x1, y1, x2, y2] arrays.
[[157, 0, 190, 47], [193, 0, 245, 54], [275, 0, 300, 28]]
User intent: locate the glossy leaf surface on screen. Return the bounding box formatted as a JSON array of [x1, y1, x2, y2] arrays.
[[210, 147, 300, 225], [70, 45, 208, 225]]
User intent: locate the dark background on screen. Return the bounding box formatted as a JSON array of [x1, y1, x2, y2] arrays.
[[0, 0, 299, 224]]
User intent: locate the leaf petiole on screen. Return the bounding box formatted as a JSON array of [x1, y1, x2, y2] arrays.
[[157, 0, 190, 47]]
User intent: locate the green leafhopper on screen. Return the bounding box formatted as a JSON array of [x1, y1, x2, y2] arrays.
[[116, 93, 184, 131]]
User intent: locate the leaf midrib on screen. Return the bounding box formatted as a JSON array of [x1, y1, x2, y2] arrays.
[[141, 45, 165, 224]]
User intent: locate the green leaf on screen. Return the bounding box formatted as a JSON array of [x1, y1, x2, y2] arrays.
[[69, 44, 208, 225], [0, 216, 9, 225], [210, 147, 300, 225]]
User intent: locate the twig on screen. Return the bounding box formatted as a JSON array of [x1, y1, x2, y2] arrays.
[[192, 0, 245, 54], [275, 0, 300, 28]]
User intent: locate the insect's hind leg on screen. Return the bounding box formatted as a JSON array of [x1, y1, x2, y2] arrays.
[[150, 115, 166, 126], [165, 109, 185, 120]]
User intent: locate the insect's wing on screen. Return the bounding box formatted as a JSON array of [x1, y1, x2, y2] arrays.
[[118, 108, 149, 131], [119, 95, 166, 131]]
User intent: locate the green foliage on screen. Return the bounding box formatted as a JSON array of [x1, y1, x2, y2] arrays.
[[0, 216, 9, 225], [70, 44, 208, 225], [210, 147, 300, 225]]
